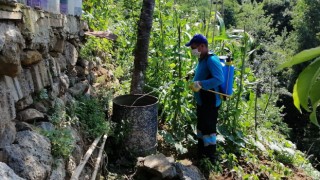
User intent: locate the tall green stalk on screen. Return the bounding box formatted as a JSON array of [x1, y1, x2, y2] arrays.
[[233, 28, 248, 131]]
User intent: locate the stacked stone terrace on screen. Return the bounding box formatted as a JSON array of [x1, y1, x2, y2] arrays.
[[0, 1, 99, 179]]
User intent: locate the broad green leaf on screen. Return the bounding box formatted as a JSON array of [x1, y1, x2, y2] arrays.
[[296, 58, 320, 111], [309, 75, 320, 107], [292, 83, 301, 112], [278, 46, 320, 69], [310, 108, 320, 127], [309, 80, 320, 126]]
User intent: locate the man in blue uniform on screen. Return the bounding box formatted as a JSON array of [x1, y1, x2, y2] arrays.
[[186, 34, 224, 163]]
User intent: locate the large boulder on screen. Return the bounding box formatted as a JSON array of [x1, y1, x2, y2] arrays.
[[15, 121, 36, 132], [20, 8, 51, 50], [37, 122, 55, 132], [4, 130, 53, 180], [175, 163, 205, 180], [20, 50, 43, 66], [0, 78, 16, 125], [137, 153, 177, 179], [68, 81, 89, 96], [55, 53, 67, 72], [64, 42, 78, 66], [49, 158, 66, 180], [16, 68, 35, 98], [17, 108, 44, 122], [0, 22, 25, 77], [0, 121, 16, 148], [15, 95, 33, 111], [0, 162, 25, 180]]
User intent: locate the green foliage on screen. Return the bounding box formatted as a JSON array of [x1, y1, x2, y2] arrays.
[[42, 99, 74, 159], [278, 46, 320, 125], [199, 158, 222, 174], [80, 36, 113, 62], [42, 129, 74, 159], [81, 0, 320, 178], [75, 97, 111, 138], [291, 0, 320, 51]]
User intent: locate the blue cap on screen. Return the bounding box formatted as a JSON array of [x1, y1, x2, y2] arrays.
[[185, 34, 208, 47]]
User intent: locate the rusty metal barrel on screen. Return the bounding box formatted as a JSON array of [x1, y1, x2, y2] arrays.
[[112, 94, 158, 156]]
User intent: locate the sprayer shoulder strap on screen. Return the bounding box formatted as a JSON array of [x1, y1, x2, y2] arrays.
[[205, 53, 224, 95]]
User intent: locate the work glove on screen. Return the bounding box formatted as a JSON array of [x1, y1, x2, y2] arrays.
[[189, 81, 202, 92]]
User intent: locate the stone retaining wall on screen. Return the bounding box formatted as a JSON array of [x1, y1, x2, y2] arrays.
[[0, 2, 102, 179]]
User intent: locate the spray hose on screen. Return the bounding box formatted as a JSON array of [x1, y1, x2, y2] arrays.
[[131, 76, 230, 106]]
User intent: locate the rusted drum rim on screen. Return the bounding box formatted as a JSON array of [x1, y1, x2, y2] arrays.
[[112, 94, 158, 108]]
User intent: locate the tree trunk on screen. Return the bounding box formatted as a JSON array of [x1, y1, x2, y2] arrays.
[[130, 0, 155, 94]]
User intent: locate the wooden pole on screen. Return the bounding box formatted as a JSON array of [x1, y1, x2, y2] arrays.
[[91, 135, 108, 180], [71, 135, 102, 180]]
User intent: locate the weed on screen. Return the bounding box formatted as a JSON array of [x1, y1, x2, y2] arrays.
[[42, 129, 73, 159], [75, 96, 111, 139]]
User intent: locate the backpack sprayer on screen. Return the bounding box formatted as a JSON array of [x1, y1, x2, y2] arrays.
[[217, 54, 235, 98]]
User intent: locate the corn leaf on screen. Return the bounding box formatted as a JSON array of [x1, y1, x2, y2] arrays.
[[309, 80, 320, 126], [296, 58, 320, 111], [278, 46, 320, 69], [292, 83, 301, 112]]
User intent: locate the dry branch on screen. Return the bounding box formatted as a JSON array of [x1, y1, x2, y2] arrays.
[[71, 135, 102, 180], [91, 135, 108, 180]]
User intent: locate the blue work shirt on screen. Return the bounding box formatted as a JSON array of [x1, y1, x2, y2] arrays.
[[193, 53, 224, 107]]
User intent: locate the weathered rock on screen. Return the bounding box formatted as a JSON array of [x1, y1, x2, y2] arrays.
[[75, 65, 85, 77], [30, 63, 44, 92], [85, 85, 96, 97], [4, 75, 23, 102], [16, 68, 35, 97], [50, 32, 65, 53], [0, 121, 16, 148], [0, 22, 24, 77], [38, 60, 51, 87], [21, 8, 51, 50], [68, 66, 78, 77], [0, 162, 25, 180], [49, 82, 60, 98], [63, 15, 80, 35], [69, 126, 83, 164], [68, 81, 89, 96], [17, 108, 44, 122], [140, 154, 177, 179], [55, 53, 67, 72], [16, 95, 33, 111], [87, 71, 96, 85], [0, 78, 16, 125], [175, 163, 205, 180], [21, 50, 42, 66], [59, 73, 70, 93], [64, 42, 78, 66], [4, 130, 52, 180], [0, 150, 6, 163], [78, 59, 89, 69], [95, 57, 102, 69], [80, 20, 89, 31], [34, 101, 48, 113], [49, 13, 65, 28], [88, 61, 97, 70], [48, 56, 60, 77], [49, 159, 66, 180], [15, 121, 36, 131], [37, 122, 55, 132]]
